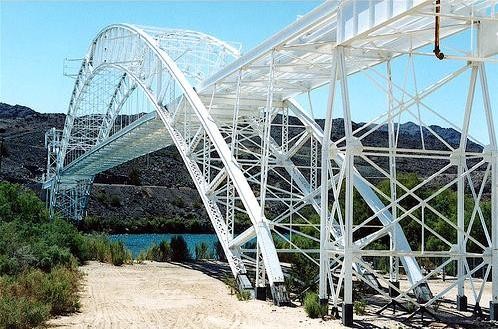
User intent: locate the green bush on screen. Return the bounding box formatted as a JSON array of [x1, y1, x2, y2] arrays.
[[109, 195, 121, 207], [354, 300, 367, 316], [222, 274, 251, 301], [12, 267, 81, 315], [0, 182, 49, 224], [237, 289, 251, 301], [0, 182, 134, 328], [95, 191, 108, 204], [0, 266, 81, 328], [45, 266, 81, 314], [110, 241, 131, 266], [137, 240, 172, 262], [83, 234, 112, 263], [170, 236, 190, 262], [128, 168, 141, 186], [171, 197, 185, 208], [195, 242, 212, 260], [157, 240, 172, 261], [285, 235, 319, 298], [303, 292, 327, 319], [0, 295, 50, 329]]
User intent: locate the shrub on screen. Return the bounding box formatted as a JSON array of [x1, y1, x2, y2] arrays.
[[0, 182, 49, 223], [303, 292, 327, 319], [128, 168, 141, 186], [80, 216, 102, 232], [13, 267, 81, 315], [170, 236, 190, 262], [223, 275, 237, 295], [172, 197, 185, 208], [44, 267, 81, 314], [109, 195, 121, 207], [222, 274, 251, 301], [154, 240, 172, 262], [354, 300, 367, 316], [237, 289, 251, 301], [95, 191, 108, 204], [0, 182, 132, 328], [137, 240, 174, 262], [195, 242, 212, 260], [0, 141, 9, 158], [0, 266, 81, 328], [287, 251, 319, 298], [0, 295, 50, 329], [110, 241, 130, 266], [83, 235, 111, 263]]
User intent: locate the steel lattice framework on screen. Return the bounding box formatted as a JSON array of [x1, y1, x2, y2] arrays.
[[43, 0, 498, 326]]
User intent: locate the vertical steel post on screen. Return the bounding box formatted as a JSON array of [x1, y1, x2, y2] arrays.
[[386, 60, 399, 290], [492, 130, 498, 320], [319, 49, 338, 307], [480, 63, 498, 319], [338, 46, 354, 327], [456, 64, 478, 311], [256, 50, 276, 296]]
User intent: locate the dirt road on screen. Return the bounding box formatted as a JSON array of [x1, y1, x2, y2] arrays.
[[50, 261, 492, 328], [48, 261, 334, 329]]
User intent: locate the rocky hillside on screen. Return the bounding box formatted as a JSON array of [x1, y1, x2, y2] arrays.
[[0, 102, 206, 225], [0, 102, 487, 227]]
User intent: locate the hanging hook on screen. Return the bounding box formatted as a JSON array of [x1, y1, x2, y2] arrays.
[[434, 0, 445, 60]]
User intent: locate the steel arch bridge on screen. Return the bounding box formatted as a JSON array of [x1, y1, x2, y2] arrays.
[[43, 0, 498, 326]]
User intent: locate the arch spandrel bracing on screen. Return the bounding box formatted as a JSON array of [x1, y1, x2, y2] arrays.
[[44, 1, 498, 324]]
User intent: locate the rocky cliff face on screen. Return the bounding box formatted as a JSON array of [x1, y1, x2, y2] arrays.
[[0, 102, 206, 223], [0, 102, 487, 224]]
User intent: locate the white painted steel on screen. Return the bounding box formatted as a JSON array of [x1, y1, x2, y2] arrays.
[[43, 0, 497, 321]]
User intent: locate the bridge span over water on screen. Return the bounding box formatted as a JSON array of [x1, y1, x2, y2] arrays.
[[43, 1, 498, 325]]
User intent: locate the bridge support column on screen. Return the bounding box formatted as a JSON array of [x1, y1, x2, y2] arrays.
[[476, 62, 497, 320], [48, 177, 93, 222], [319, 45, 339, 310], [386, 59, 400, 300], [491, 147, 498, 320], [456, 65, 478, 312], [337, 46, 354, 328]]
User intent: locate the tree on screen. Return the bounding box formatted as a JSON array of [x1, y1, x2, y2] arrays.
[[128, 167, 141, 186]]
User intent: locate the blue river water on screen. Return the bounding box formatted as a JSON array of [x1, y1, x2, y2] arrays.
[[109, 233, 219, 258]]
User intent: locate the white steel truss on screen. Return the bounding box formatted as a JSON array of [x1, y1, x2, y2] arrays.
[[44, 1, 498, 326]]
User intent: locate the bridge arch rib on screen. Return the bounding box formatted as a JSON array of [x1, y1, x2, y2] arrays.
[[47, 24, 290, 304]]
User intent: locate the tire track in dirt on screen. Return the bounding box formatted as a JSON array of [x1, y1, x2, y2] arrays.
[[48, 261, 336, 329]]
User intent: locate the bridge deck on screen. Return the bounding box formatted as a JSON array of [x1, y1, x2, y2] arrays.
[[198, 0, 493, 111], [60, 112, 171, 182]]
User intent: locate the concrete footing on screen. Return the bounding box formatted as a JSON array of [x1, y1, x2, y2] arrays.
[[389, 281, 400, 297], [319, 298, 328, 315], [256, 287, 266, 301], [490, 302, 498, 321], [456, 295, 467, 312], [342, 303, 353, 327]]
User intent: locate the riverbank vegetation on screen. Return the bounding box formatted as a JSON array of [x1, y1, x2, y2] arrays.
[[1, 168, 492, 324], [80, 215, 214, 234], [136, 237, 221, 262], [79, 212, 253, 235], [0, 182, 132, 328]]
